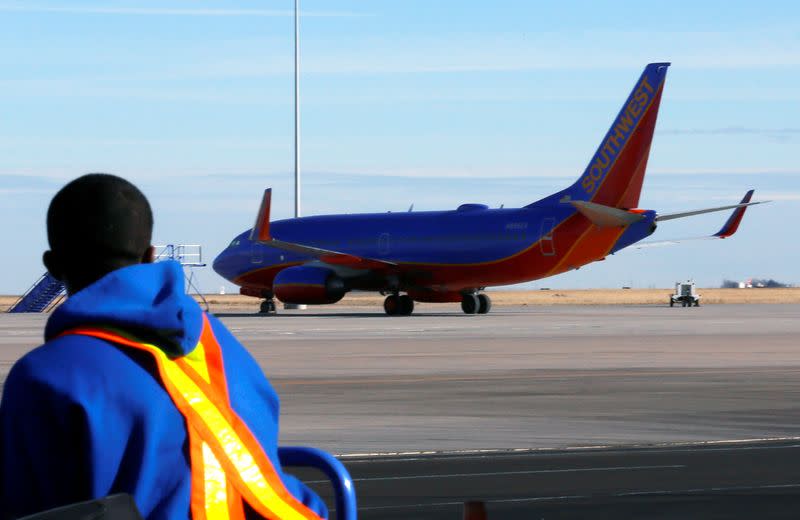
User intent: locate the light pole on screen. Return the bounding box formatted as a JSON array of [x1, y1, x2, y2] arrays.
[[294, 0, 301, 218]]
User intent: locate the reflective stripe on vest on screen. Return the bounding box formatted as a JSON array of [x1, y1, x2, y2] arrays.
[[60, 314, 322, 520]]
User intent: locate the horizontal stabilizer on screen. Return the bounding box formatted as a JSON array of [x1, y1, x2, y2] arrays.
[[571, 200, 646, 228]]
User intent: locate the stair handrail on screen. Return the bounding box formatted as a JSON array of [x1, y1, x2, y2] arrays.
[[153, 244, 204, 267], [44, 291, 67, 313]]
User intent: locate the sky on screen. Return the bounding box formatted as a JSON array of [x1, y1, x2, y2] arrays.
[[1, 0, 798, 294]]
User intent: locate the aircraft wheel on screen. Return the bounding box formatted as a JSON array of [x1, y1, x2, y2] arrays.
[[259, 299, 277, 315], [477, 293, 492, 314], [398, 295, 415, 316], [461, 294, 479, 314], [384, 295, 399, 316], [694, 300, 700, 307], [669, 299, 674, 307]]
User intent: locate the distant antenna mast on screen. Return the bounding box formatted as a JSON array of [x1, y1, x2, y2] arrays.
[[294, 0, 301, 218]]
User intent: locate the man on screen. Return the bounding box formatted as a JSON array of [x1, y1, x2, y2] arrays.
[[0, 174, 327, 519]]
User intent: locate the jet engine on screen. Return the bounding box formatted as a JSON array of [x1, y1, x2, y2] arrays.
[[273, 266, 347, 305]]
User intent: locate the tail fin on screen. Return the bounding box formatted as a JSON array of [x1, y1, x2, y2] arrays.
[[532, 63, 670, 209]]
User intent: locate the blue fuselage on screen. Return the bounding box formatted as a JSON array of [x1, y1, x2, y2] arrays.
[[213, 204, 657, 295]]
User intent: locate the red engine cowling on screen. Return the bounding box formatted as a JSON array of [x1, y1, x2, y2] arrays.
[[273, 266, 346, 305]]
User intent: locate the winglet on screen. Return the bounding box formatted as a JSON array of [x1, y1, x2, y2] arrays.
[[714, 189, 754, 238], [250, 188, 272, 242]]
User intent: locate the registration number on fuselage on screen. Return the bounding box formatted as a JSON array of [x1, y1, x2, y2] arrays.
[[505, 222, 528, 230]]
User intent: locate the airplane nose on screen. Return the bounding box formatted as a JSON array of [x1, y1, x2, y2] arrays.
[[212, 248, 233, 281]]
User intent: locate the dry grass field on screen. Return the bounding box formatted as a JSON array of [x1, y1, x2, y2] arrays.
[[2, 288, 798, 313]]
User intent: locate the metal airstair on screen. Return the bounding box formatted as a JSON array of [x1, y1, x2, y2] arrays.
[[8, 245, 207, 314], [154, 244, 209, 310], [7, 273, 66, 313]]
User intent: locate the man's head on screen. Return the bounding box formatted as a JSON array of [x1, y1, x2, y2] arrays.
[[44, 173, 155, 295]]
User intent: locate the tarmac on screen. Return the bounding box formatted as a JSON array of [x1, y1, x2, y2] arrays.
[[300, 440, 800, 519], [2, 303, 799, 517], [2, 304, 799, 453]]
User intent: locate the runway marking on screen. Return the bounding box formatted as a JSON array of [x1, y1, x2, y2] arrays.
[[338, 437, 800, 459], [358, 495, 585, 511], [302, 464, 684, 484], [274, 369, 800, 387], [616, 482, 800, 496], [357, 483, 800, 512]]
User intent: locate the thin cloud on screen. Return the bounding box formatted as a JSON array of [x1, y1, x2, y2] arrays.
[[752, 193, 800, 202], [649, 168, 800, 176], [0, 4, 366, 17], [0, 174, 64, 195], [660, 127, 800, 137]]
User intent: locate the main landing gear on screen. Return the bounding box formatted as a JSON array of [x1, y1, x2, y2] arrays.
[[383, 293, 414, 316], [461, 293, 491, 315]]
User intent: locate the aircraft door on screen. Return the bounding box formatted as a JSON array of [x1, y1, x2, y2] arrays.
[[540, 218, 555, 256], [251, 243, 263, 264]]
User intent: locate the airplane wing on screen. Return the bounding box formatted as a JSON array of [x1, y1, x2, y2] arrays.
[[249, 189, 397, 270], [634, 190, 765, 249]]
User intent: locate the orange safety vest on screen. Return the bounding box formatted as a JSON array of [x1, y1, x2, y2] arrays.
[[60, 314, 322, 520]]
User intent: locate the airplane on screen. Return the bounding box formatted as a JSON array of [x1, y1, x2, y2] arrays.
[[212, 62, 766, 316]]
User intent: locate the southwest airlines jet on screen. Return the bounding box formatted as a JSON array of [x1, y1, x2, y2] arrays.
[[213, 63, 764, 315]]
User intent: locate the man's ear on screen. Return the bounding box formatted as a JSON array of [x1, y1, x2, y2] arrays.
[[42, 250, 64, 281], [142, 245, 156, 264]]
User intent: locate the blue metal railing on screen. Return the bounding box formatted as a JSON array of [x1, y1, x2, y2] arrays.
[[279, 446, 357, 520]]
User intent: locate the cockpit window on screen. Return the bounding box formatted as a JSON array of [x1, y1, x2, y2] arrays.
[[229, 239, 241, 248]]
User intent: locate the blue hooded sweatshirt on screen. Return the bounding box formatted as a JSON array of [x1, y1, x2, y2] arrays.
[[0, 261, 327, 519]]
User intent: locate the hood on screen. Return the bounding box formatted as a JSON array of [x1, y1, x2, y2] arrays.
[[45, 261, 202, 356]]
